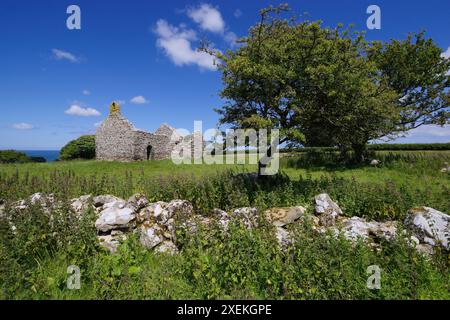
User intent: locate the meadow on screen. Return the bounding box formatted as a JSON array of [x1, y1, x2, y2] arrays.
[[0, 151, 449, 299], [1, 151, 448, 220]]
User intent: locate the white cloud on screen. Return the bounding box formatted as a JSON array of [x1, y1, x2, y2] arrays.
[[234, 9, 242, 18], [52, 49, 79, 63], [65, 104, 101, 117], [130, 95, 149, 104], [156, 19, 197, 40], [154, 19, 217, 71], [187, 4, 225, 34], [94, 121, 102, 127], [82, 89, 90, 95], [12, 123, 34, 130], [186, 4, 239, 47]]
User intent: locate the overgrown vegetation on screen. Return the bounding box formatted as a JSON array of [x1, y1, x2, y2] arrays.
[[0, 151, 448, 299], [1, 201, 448, 299], [59, 135, 96, 161], [1, 151, 448, 221]]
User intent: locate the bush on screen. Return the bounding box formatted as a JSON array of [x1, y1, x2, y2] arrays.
[[59, 135, 96, 161], [29, 156, 47, 163], [0, 150, 32, 163]]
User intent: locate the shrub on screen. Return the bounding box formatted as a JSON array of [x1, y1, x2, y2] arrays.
[[29, 156, 47, 163], [0, 150, 32, 163], [59, 135, 96, 161]]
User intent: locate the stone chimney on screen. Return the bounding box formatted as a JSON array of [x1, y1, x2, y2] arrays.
[[109, 101, 121, 116]]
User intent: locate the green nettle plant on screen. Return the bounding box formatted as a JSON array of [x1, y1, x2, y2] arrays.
[[205, 4, 450, 163]]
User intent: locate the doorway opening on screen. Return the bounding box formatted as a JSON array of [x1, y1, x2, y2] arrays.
[[146, 145, 153, 160]]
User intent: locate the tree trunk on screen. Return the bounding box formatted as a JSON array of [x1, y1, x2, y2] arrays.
[[338, 145, 350, 162], [352, 143, 366, 163]]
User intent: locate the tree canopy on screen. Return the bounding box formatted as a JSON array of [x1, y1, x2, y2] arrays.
[[207, 4, 450, 162], [59, 135, 96, 161]]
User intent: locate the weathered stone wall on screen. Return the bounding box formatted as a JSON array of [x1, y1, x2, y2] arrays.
[[132, 130, 152, 161], [155, 123, 181, 140], [148, 134, 172, 160], [96, 113, 138, 162]]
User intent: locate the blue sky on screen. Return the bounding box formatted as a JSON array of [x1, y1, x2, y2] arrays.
[[0, 0, 449, 150]]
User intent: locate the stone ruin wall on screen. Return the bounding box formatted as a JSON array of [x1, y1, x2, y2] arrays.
[[147, 134, 172, 160], [96, 113, 138, 162], [132, 130, 152, 161], [96, 103, 191, 162]]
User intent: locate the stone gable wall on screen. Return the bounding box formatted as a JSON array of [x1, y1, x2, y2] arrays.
[[96, 114, 138, 161]]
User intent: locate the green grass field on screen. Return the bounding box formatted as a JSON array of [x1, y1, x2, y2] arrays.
[[0, 151, 449, 299], [1, 151, 448, 216], [1, 150, 448, 191], [0, 158, 253, 178]]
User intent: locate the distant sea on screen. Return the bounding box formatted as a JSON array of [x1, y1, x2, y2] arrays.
[[21, 150, 60, 162]]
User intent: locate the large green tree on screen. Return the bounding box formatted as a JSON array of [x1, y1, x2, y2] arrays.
[[208, 5, 450, 164], [369, 32, 450, 132], [306, 32, 450, 151]]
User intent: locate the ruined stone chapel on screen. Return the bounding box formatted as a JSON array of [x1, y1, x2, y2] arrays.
[[95, 102, 188, 162]]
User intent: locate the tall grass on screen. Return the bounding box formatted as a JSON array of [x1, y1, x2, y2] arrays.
[[0, 169, 448, 221], [0, 152, 449, 220]]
